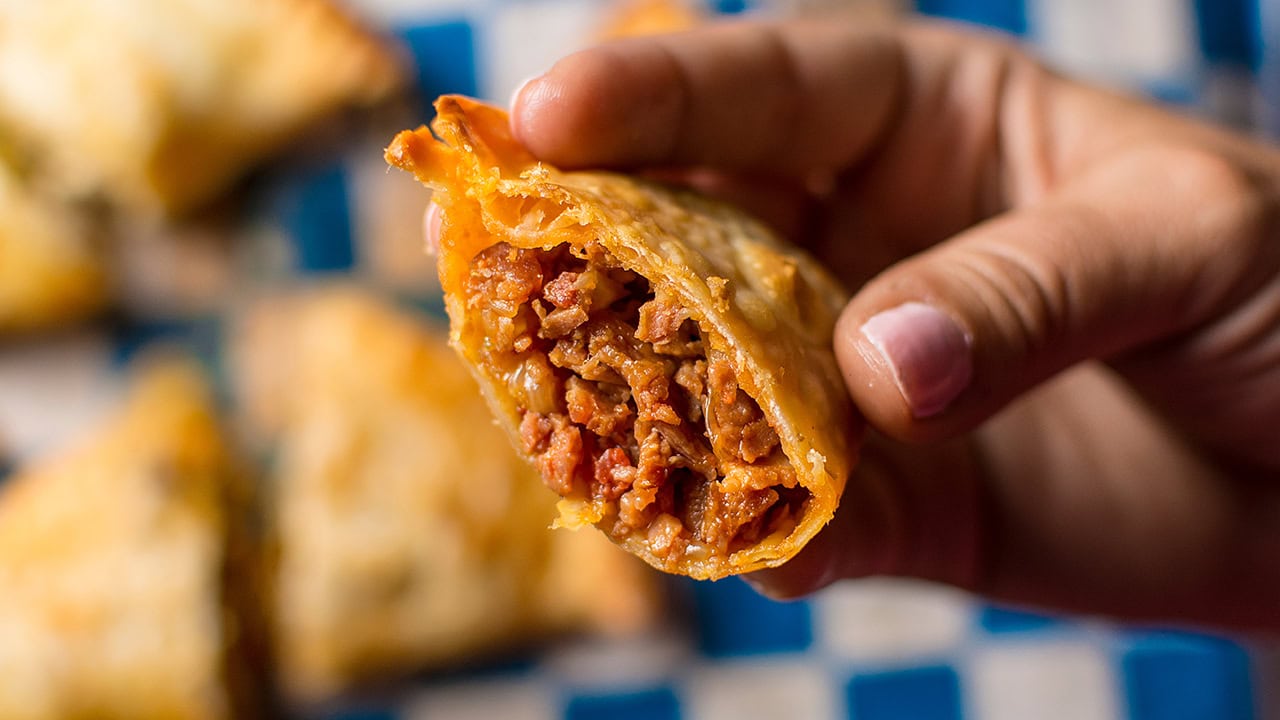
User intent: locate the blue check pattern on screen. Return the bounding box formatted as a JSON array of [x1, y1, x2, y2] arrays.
[[311, 576, 1260, 720]]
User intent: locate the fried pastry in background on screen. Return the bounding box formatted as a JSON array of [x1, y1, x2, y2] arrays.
[[231, 288, 658, 701], [387, 97, 859, 581], [595, 0, 705, 40], [0, 361, 270, 720], [0, 0, 405, 216], [0, 164, 107, 333]]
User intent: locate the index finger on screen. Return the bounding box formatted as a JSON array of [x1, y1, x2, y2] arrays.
[[511, 20, 905, 177], [513, 20, 1280, 248]]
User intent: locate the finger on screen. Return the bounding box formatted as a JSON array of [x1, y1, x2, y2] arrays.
[[832, 145, 1277, 442], [512, 20, 903, 177], [511, 20, 1076, 254], [511, 20, 1280, 259], [970, 366, 1274, 628], [753, 364, 1280, 631]]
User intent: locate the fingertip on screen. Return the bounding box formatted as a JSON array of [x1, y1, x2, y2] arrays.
[[511, 52, 622, 167], [509, 72, 563, 158], [511, 43, 681, 168]]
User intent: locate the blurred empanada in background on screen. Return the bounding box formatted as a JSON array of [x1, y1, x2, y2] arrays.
[[596, 0, 705, 40], [231, 288, 659, 701], [0, 163, 107, 333], [0, 361, 270, 720], [0, 0, 405, 216]]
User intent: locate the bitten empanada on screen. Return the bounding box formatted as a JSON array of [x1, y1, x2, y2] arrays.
[[231, 288, 658, 700], [0, 0, 403, 215], [386, 97, 860, 580], [0, 362, 268, 720]]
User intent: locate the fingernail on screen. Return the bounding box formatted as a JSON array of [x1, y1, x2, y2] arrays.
[[860, 302, 972, 418], [423, 200, 442, 255]]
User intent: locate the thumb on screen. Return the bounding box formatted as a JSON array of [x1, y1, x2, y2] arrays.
[[834, 146, 1271, 442]]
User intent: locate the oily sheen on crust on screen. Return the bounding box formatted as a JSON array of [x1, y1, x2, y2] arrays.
[[385, 95, 860, 580]]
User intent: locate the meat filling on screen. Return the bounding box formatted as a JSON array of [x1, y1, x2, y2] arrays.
[[468, 241, 808, 564]]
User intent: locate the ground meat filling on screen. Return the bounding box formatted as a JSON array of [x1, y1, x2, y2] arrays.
[[468, 241, 809, 562]]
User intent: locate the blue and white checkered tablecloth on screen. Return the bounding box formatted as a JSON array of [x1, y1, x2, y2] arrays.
[[310, 575, 1266, 720], [1, 1, 1277, 718]]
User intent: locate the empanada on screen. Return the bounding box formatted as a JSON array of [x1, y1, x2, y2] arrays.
[[0, 362, 269, 720], [0, 0, 403, 215], [386, 97, 860, 580], [231, 288, 657, 700]]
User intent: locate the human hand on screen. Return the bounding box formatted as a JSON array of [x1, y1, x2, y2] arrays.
[[493, 19, 1280, 632]]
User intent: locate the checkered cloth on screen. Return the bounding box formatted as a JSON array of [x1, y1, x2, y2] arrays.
[[313, 575, 1261, 720], [0, 1, 1274, 718]]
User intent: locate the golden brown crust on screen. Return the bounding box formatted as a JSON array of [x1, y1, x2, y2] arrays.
[[0, 362, 262, 720], [386, 96, 860, 580]]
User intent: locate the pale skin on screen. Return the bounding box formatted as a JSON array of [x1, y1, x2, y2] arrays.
[[430, 20, 1280, 632]]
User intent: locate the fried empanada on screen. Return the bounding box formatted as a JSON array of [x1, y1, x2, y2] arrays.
[[386, 97, 860, 580], [0, 362, 269, 720], [0, 0, 403, 215], [231, 288, 657, 700]]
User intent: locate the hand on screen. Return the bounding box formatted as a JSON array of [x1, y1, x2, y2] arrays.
[[499, 19, 1280, 632]]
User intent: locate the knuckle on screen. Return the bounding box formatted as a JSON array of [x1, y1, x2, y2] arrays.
[[1144, 145, 1264, 221], [1118, 144, 1279, 294], [1155, 145, 1280, 263], [1165, 145, 1251, 195]]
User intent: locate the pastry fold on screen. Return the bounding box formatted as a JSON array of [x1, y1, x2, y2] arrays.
[[386, 96, 859, 580]]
